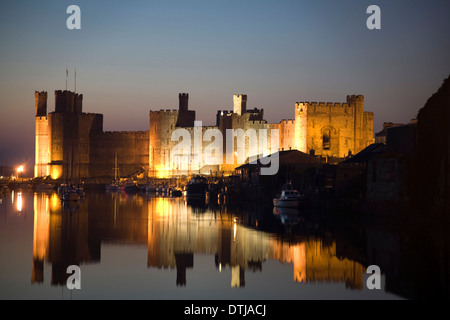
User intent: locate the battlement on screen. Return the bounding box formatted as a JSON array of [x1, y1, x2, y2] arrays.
[[363, 111, 374, 119], [249, 120, 267, 125], [54, 90, 83, 113], [103, 131, 148, 135], [35, 91, 48, 117], [178, 93, 189, 111], [280, 119, 295, 124], [203, 125, 219, 130], [81, 112, 102, 117], [233, 94, 247, 100], [150, 109, 179, 115], [217, 110, 233, 117], [346, 94, 364, 104], [296, 101, 353, 109], [48, 111, 100, 117], [233, 94, 247, 116], [246, 107, 263, 114]]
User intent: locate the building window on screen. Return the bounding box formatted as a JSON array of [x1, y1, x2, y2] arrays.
[[323, 129, 331, 150]]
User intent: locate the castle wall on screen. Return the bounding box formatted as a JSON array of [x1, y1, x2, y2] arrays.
[[277, 120, 296, 151], [35, 116, 49, 177], [149, 110, 180, 178], [35, 90, 374, 180], [90, 131, 149, 178], [47, 112, 103, 181], [293, 96, 374, 158]]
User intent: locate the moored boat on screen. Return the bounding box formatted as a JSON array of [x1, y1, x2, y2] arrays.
[[123, 181, 139, 193], [106, 182, 120, 191], [186, 176, 208, 199], [61, 188, 80, 202], [35, 183, 57, 190], [273, 185, 303, 208]]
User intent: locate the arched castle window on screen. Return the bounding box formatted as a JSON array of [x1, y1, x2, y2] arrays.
[[323, 129, 331, 150]]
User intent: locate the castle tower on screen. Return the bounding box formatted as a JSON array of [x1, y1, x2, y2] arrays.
[[35, 91, 47, 117], [54, 90, 83, 113], [233, 94, 247, 116], [176, 93, 195, 127], [347, 95, 364, 152], [294, 102, 308, 153], [35, 91, 50, 177], [179, 93, 189, 112], [74, 93, 83, 113]]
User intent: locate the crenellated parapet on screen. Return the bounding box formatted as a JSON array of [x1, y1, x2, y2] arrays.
[[346, 94, 364, 104], [103, 131, 148, 135], [54, 90, 83, 113], [233, 94, 247, 116], [179, 93, 189, 111], [35, 91, 48, 117]]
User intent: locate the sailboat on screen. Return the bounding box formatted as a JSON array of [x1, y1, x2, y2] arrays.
[[106, 153, 120, 191], [59, 141, 81, 202]]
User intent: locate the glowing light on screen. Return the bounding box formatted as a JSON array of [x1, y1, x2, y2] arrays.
[[16, 192, 23, 212], [50, 166, 62, 180], [154, 165, 171, 179], [17, 165, 24, 173], [50, 193, 60, 211]]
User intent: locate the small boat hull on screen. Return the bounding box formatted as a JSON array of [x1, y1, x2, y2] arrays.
[[62, 191, 80, 202], [186, 176, 208, 199], [273, 198, 301, 208]]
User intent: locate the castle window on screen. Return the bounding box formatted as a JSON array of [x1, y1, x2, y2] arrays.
[[323, 129, 331, 150]]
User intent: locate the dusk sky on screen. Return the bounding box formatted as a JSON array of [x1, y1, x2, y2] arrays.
[[1, 0, 449, 171]]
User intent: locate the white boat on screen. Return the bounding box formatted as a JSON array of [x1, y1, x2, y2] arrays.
[[273, 185, 303, 208]]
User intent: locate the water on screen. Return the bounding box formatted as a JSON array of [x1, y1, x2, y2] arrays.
[[0, 189, 433, 300]]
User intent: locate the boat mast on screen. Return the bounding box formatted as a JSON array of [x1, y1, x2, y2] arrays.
[[114, 152, 119, 182]]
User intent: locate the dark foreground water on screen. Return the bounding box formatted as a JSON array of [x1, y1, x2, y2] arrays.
[[1, 189, 446, 300]]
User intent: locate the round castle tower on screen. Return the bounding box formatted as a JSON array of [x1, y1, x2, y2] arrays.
[[294, 102, 308, 153]]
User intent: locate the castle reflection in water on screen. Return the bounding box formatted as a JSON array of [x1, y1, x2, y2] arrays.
[[30, 191, 364, 290]]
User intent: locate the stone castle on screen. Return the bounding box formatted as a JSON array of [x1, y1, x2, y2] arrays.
[[34, 90, 374, 180]]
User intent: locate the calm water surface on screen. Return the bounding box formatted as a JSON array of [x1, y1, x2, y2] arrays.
[[0, 190, 409, 299]]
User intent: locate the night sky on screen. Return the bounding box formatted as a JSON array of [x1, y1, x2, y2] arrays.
[[1, 0, 449, 170]]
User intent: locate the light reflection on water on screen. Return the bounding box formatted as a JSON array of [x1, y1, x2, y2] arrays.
[[0, 190, 403, 299]]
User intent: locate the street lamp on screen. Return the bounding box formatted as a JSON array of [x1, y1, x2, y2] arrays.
[[17, 165, 24, 181]]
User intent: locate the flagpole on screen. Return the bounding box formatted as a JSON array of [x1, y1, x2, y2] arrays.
[[74, 68, 76, 93], [65, 67, 68, 91]]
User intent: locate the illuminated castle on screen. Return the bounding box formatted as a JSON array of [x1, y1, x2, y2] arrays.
[[34, 90, 374, 180]]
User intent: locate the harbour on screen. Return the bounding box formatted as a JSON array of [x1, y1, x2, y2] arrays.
[[1, 185, 449, 299]]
